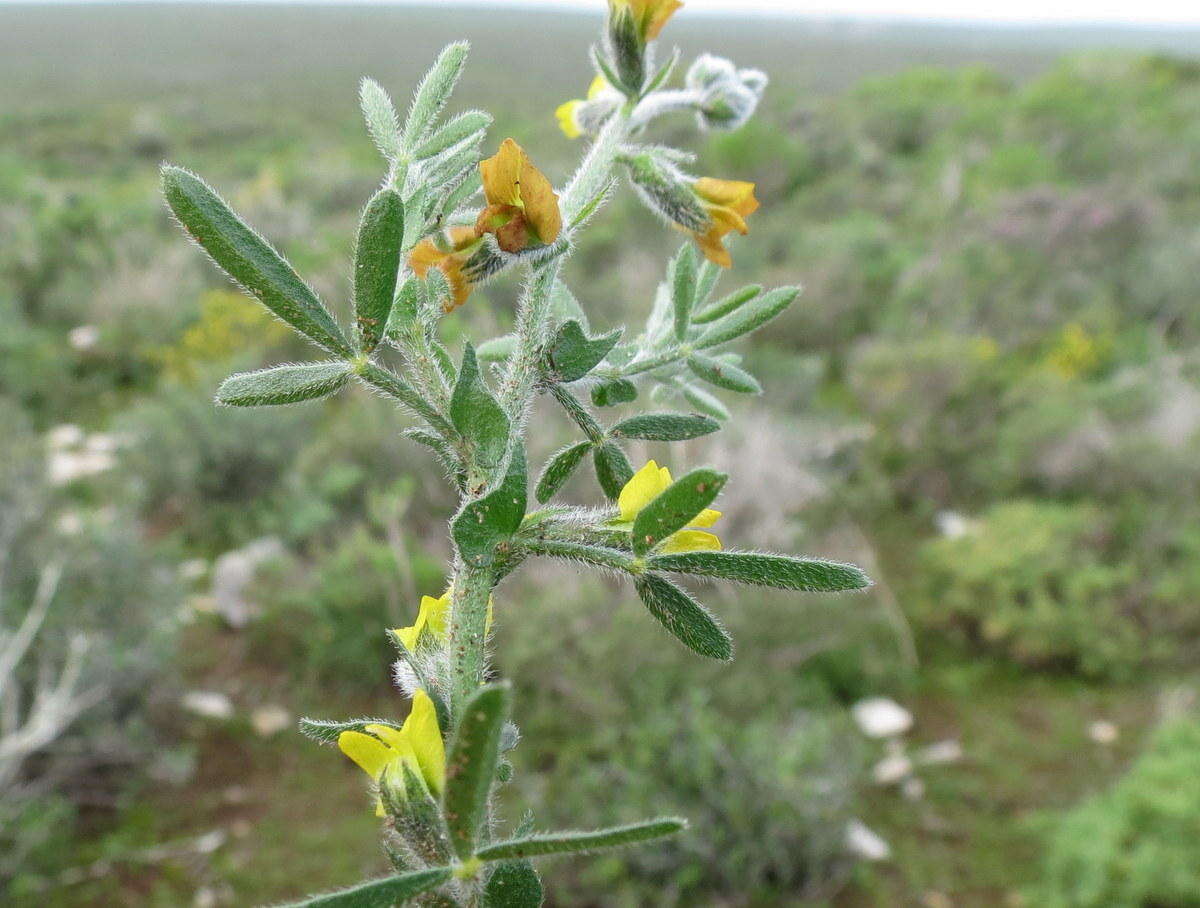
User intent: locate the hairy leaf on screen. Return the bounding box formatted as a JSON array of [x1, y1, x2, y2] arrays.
[[444, 682, 510, 860], [283, 868, 451, 907], [648, 551, 871, 592], [671, 243, 698, 341], [452, 446, 527, 566], [695, 285, 799, 348], [476, 818, 687, 861], [413, 109, 492, 160], [477, 334, 517, 363], [547, 321, 621, 383], [681, 384, 730, 421], [609, 412, 719, 442], [297, 716, 397, 746], [535, 440, 592, 503], [631, 468, 726, 556], [216, 362, 350, 407], [634, 575, 732, 660], [161, 166, 352, 356], [404, 42, 470, 148], [451, 343, 510, 471], [359, 78, 402, 161], [593, 441, 634, 500], [591, 378, 637, 407], [353, 187, 404, 353], [686, 353, 762, 395], [691, 284, 761, 325], [483, 860, 543, 908]]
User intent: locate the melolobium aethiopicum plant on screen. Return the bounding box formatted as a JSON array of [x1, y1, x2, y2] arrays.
[[162, 2, 869, 904]]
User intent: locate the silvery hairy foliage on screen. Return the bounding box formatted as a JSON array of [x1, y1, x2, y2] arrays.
[[160, 4, 869, 904]]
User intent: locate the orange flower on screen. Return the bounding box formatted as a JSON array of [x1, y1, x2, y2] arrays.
[[408, 226, 482, 312], [689, 177, 759, 268], [610, 0, 683, 42], [475, 138, 562, 253]]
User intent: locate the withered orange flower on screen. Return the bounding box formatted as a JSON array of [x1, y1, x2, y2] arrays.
[[408, 226, 482, 312], [407, 138, 562, 311], [689, 177, 759, 268], [476, 138, 562, 253], [610, 0, 684, 42]]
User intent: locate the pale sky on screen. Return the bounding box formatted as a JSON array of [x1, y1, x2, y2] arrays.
[[10, 0, 1200, 26]]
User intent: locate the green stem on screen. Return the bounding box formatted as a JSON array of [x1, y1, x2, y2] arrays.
[[447, 557, 494, 722], [548, 383, 605, 444]]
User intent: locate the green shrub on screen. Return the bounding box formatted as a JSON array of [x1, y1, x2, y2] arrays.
[[1030, 718, 1200, 907], [914, 500, 1140, 677]]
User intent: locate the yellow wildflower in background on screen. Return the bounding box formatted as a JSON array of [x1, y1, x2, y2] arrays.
[[408, 225, 483, 312], [689, 177, 760, 268], [393, 588, 494, 652], [610, 0, 684, 43], [613, 460, 722, 554], [337, 690, 445, 815], [555, 75, 611, 139]]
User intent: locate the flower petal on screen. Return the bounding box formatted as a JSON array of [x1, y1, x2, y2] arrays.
[[556, 100, 584, 139], [689, 508, 722, 529], [660, 530, 723, 554], [402, 690, 446, 795], [519, 156, 562, 245], [480, 138, 525, 208], [337, 730, 395, 780], [618, 460, 668, 522]]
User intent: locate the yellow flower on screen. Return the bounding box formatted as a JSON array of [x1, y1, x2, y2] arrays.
[[610, 0, 684, 42], [613, 460, 722, 554], [393, 588, 494, 652], [337, 690, 445, 815], [555, 75, 611, 139], [475, 138, 562, 253], [689, 177, 760, 268], [408, 225, 483, 312]]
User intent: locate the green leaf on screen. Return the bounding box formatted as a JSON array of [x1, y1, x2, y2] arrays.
[[547, 321, 621, 383], [695, 285, 799, 348], [647, 551, 871, 592], [482, 861, 543, 908], [444, 682, 510, 860], [452, 446, 527, 566], [359, 78, 402, 162], [681, 384, 730, 421], [593, 442, 634, 501], [283, 868, 451, 907], [413, 109, 492, 160], [535, 441, 592, 503], [686, 353, 762, 395], [476, 818, 687, 862], [591, 378, 637, 407], [550, 279, 589, 330], [693, 258, 722, 309], [477, 334, 516, 363], [404, 42, 470, 148], [297, 716, 397, 746], [216, 362, 350, 407], [631, 468, 726, 556], [385, 276, 422, 340], [691, 284, 761, 325], [161, 166, 352, 357], [634, 575, 732, 660], [451, 343, 510, 472], [609, 412, 719, 442], [353, 188, 404, 354], [671, 243, 698, 341]]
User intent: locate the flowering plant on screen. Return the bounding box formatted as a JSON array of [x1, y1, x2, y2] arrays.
[[162, 1, 868, 903]]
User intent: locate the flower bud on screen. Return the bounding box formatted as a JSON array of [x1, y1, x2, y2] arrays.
[[624, 152, 709, 235], [686, 54, 768, 131]]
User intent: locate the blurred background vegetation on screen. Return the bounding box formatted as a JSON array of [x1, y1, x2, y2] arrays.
[[3, 4, 1200, 905]]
